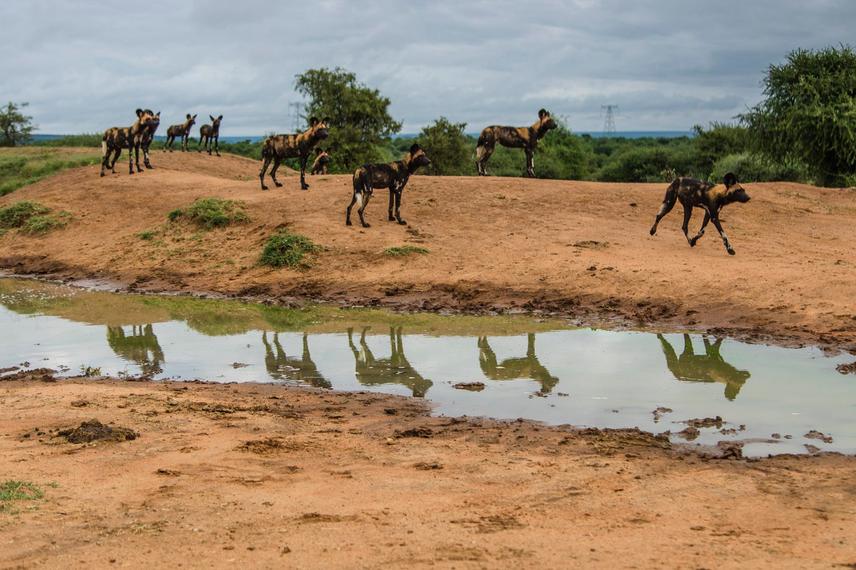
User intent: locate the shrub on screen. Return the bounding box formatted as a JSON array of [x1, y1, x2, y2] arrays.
[[710, 153, 806, 183], [597, 146, 698, 182], [0, 201, 48, 228], [168, 198, 248, 229], [416, 117, 473, 175], [260, 231, 320, 268], [21, 211, 71, 234], [383, 245, 429, 256]]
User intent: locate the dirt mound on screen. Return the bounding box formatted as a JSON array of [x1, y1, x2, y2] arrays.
[[57, 419, 138, 443], [2, 149, 856, 351]]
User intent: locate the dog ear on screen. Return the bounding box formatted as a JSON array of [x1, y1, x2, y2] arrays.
[[186, 113, 191, 120], [136, 109, 144, 117], [210, 115, 216, 122], [538, 108, 548, 119], [156, 111, 161, 117], [315, 147, 322, 155], [309, 117, 319, 126], [192, 114, 197, 120], [322, 117, 330, 125], [217, 115, 223, 121], [409, 143, 422, 154], [723, 172, 738, 187]]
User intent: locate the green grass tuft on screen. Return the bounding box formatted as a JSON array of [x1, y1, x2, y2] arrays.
[[0, 201, 49, 228], [0, 480, 44, 513], [383, 245, 430, 257], [137, 229, 157, 241], [0, 201, 71, 234], [260, 231, 320, 268], [168, 198, 249, 229]]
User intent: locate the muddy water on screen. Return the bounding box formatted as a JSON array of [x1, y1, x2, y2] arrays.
[[1, 278, 854, 456]]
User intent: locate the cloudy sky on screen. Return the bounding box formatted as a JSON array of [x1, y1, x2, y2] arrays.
[[2, 0, 853, 135]]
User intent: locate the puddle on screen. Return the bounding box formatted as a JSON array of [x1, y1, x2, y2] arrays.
[[1, 278, 854, 456]]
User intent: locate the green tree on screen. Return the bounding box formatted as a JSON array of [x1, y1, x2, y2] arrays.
[[295, 68, 401, 172], [416, 117, 472, 175], [743, 46, 856, 187], [0, 102, 35, 147]]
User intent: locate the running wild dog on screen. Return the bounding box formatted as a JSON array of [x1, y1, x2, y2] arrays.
[[310, 147, 331, 175], [476, 108, 558, 177], [100, 109, 156, 177], [165, 114, 197, 151], [258, 117, 330, 190], [140, 111, 160, 169], [198, 115, 223, 156], [649, 172, 751, 255], [346, 143, 431, 228]]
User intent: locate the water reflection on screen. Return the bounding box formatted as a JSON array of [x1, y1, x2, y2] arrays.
[[106, 324, 164, 377], [347, 327, 433, 397], [478, 334, 559, 393], [262, 331, 330, 388], [657, 334, 750, 400]]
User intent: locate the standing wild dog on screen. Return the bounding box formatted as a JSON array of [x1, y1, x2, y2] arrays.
[[198, 115, 223, 156], [649, 172, 751, 255], [346, 143, 431, 228], [476, 108, 558, 177], [140, 111, 160, 169], [165, 114, 197, 151], [100, 109, 156, 177], [259, 117, 330, 190], [310, 147, 331, 175]]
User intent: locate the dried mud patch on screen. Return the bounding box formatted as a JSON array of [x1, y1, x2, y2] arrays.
[[56, 419, 138, 444]]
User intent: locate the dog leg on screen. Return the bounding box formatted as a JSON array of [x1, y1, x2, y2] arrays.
[[689, 211, 710, 247], [681, 204, 693, 245], [388, 186, 396, 221], [357, 192, 371, 228], [259, 155, 272, 190], [711, 215, 735, 255], [270, 156, 283, 188], [394, 189, 406, 225], [650, 184, 678, 235], [346, 192, 357, 226]]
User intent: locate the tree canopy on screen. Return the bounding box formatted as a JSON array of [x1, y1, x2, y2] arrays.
[[295, 68, 401, 171], [0, 102, 35, 147], [743, 45, 856, 187], [416, 117, 472, 175]]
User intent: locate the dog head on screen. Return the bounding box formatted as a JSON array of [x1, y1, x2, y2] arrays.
[[315, 147, 331, 166], [308, 117, 330, 140], [209, 115, 223, 131], [537, 109, 558, 133], [723, 172, 750, 203], [135, 108, 157, 128], [407, 143, 431, 169], [186, 113, 198, 129]]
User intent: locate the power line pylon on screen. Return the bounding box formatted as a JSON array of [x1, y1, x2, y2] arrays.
[[288, 102, 302, 132], [601, 105, 618, 134]]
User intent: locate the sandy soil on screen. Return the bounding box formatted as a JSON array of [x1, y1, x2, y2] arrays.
[[0, 150, 855, 352], [0, 371, 854, 569]]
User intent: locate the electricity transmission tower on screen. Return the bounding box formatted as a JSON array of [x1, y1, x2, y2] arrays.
[[288, 102, 303, 132], [601, 105, 618, 134]]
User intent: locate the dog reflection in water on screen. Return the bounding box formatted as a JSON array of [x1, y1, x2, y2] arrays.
[[347, 327, 433, 397], [477, 334, 559, 394], [657, 334, 750, 400], [107, 324, 164, 377], [262, 332, 330, 388]]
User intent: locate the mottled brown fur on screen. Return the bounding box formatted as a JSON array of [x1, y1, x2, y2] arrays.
[[198, 115, 222, 156], [649, 172, 751, 255], [259, 117, 329, 190], [310, 148, 331, 175], [140, 111, 160, 169], [100, 109, 156, 177], [165, 114, 197, 151], [346, 144, 431, 228], [476, 109, 558, 177]]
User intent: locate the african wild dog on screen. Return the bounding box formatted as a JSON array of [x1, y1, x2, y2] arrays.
[[649, 172, 751, 255], [198, 115, 223, 156], [140, 111, 160, 169], [657, 334, 750, 400], [476, 108, 558, 177], [310, 147, 331, 175], [258, 117, 329, 190], [346, 143, 431, 228], [100, 109, 156, 177], [165, 114, 197, 151]]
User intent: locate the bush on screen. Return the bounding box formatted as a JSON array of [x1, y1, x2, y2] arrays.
[[168, 198, 248, 229], [260, 231, 320, 268], [710, 153, 807, 183], [416, 117, 473, 175], [0, 201, 70, 234], [0, 201, 48, 228], [597, 145, 698, 182], [691, 122, 750, 174]]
